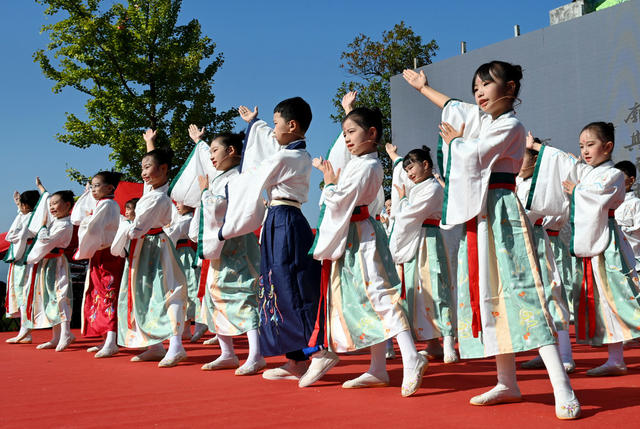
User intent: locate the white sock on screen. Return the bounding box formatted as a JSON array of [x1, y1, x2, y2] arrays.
[[368, 342, 388, 378], [443, 336, 456, 356], [496, 353, 519, 391], [166, 335, 184, 356], [50, 324, 61, 344], [539, 344, 574, 403], [395, 330, 419, 378], [557, 330, 573, 363], [18, 308, 30, 337], [245, 329, 261, 364], [60, 321, 71, 339], [104, 331, 117, 349], [217, 334, 236, 358], [606, 342, 624, 366]]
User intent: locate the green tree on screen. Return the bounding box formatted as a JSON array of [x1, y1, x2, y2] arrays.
[[331, 22, 438, 195], [34, 0, 236, 182]]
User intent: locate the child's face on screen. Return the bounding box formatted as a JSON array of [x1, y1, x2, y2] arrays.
[[18, 202, 32, 215], [473, 74, 513, 118], [404, 160, 432, 184], [272, 112, 300, 145], [125, 205, 136, 221], [579, 129, 613, 167], [141, 156, 168, 188], [342, 118, 377, 156], [209, 138, 234, 171], [49, 195, 71, 219], [384, 199, 392, 213], [91, 176, 114, 200]]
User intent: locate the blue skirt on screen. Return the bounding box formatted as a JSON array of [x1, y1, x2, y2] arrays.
[[259, 205, 321, 356]]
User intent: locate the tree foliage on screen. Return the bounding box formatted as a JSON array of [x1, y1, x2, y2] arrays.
[[34, 0, 236, 182], [331, 22, 438, 195]]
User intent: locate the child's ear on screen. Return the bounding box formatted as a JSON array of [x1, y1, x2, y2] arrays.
[[604, 140, 614, 154], [369, 126, 378, 142], [160, 164, 169, 176], [288, 119, 299, 134]]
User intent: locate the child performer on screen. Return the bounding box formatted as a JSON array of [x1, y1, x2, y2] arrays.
[[526, 122, 640, 376], [217, 98, 321, 381], [516, 137, 573, 372], [403, 61, 580, 419], [386, 143, 458, 364], [124, 198, 138, 221], [73, 171, 125, 358], [163, 201, 201, 340], [4, 189, 41, 343], [300, 107, 427, 396], [186, 127, 264, 375], [614, 161, 640, 270], [27, 189, 75, 351], [113, 129, 188, 368]]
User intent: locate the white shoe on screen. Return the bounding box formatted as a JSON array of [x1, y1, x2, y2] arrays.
[[201, 355, 239, 371], [158, 350, 187, 368], [6, 329, 31, 343], [131, 347, 166, 362], [401, 353, 428, 397], [342, 372, 389, 389], [95, 345, 119, 358], [444, 351, 460, 364], [556, 393, 581, 420], [87, 346, 102, 353], [585, 362, 628, 377], [235, 358, 267, 376], [262, 360, 310, 381], [55, 333, 76, 352], [298, 350, 340, 388], [36, 341, 58, 350], [563, 360, 576, 374], [203, 335, 219, 345], [469, 386, 522, 405]]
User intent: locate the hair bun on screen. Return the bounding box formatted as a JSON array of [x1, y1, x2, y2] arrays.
[[421, 145, 431, 153]]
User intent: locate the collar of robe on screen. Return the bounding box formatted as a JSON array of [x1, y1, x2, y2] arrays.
[[285, 140, 306, 150]]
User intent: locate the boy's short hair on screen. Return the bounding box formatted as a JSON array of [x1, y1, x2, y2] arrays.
[[125, 198, 140, 208], [273, 97, 312, 133], [20, 190, 40, 211], [52, 190, 75, 206], [144, 148, 174, 169], [615, 160, 636, 179]]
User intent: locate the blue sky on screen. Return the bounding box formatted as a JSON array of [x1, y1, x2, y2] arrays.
[[0, 0, 567, 234]]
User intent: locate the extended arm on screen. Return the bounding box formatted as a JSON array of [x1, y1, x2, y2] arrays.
[[402, 69, 450, 109]]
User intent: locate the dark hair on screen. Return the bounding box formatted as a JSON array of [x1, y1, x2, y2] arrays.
[[581, 122, 615, 146], [19, 190, 40, 211], [402, 146, 433, 169], [343, 107, 384, 143], [615, 160, 636, 179], [143, 148, 174, 169], [125, 198, 139, 208], [94, 171, 122, 188], [214, 131, 245, 155], [273, 97, 312, 133], [526, 137, 542, 157], [472, 60, 523, 98], [52, 190, 75, 206]]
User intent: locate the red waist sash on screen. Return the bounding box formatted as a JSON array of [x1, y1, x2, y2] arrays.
[[547, 230, 559, 237], [350, 205, 370, 222], [578, 258, 597, 340], [176, 239, 197, 251], [422, 219, 439, 227]]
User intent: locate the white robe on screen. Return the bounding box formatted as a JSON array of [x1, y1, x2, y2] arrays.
[[75, 198, 121, 260], [4, 211, 34, 262], [168, 140, 217, 209], [615, 191, 640, 269]]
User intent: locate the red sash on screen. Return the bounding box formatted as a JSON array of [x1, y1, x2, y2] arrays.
[[578, 258, 597, 340], [308, 259, 331, 348], [197, 259, 210, 303], [547, 230, 559, 237], [176, 239, 197, 251], [350, 206, 369, 222], [534, 218, 543, 226], [422, 219, 439, 227], [127, 227, 163, 329]]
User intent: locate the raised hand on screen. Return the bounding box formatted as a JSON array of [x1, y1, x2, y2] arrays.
[[439, 122, 465, 145], [36, 176, 45, 193], [143, 129, 157, 151], [238, 105, 258, 123], [189, 124, 206, 143], [433, 172, 445, 187], [385, 143, 400, 162], [394, 183, 406, 200], [341, 91, 358, 115], [312, 157, 325, 172], [402, 69, 427, 90], [562, 180, 577, 195], [322, 160, 341, 186], [198, 175, 209, 192]]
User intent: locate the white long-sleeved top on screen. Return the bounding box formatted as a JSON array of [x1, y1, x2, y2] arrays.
[[5, 211, 34, 261], [74, 198, 121, 260], [615, 191, 640, 261], [313, 152, 382, 261], [27, 216, 73, 264], [163, 206, 194, 247]]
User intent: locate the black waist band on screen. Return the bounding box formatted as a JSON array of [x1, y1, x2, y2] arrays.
[[489, 172, 516, 185]]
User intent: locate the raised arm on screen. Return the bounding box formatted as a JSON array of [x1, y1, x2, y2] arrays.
[[238, 105, 258, 123], [143, 128, 157, 152], [341, 91, 357, 115], [36, 176, 46, 194], [188, 124, 206, 144], [402, 69, 450, 109], [385, 143, 402, 164]]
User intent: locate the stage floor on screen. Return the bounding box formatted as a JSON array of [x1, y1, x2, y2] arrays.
[[1, 329, 639, 428]]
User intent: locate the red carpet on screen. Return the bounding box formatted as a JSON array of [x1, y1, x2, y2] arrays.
[[1, 329, 639, 428]]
